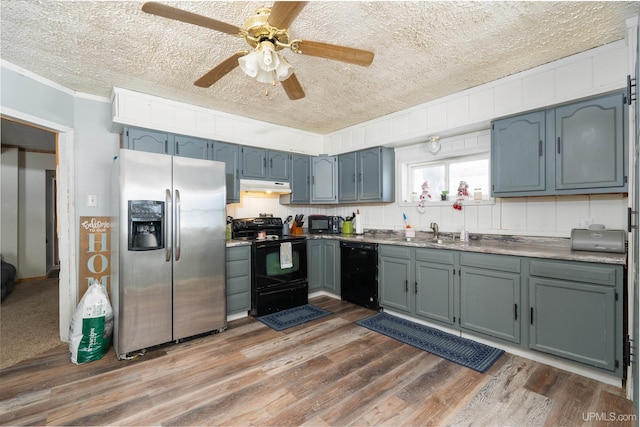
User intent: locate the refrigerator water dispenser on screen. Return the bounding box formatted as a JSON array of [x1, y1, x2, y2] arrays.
[[128, 200, 164, 250]]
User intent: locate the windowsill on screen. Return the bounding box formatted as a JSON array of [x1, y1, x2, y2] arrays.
[[398, 198, 496, 207]]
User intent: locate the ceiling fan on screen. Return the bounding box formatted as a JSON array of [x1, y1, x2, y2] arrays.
[[141, 1, 375, 100]]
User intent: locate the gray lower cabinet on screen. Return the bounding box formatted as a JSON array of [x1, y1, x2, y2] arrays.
[[415, 248, 455, 325], [226, 246, 251, 315], [380, 245, 457, 324], [459, 252, 522, 344], [307, 239, 340, 294], [529, 259, 623, 375], [379, 245, 413, 313], [377, 245, 624, 376]]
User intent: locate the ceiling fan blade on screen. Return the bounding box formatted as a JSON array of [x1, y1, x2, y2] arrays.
[[268, 1, 308, 29], [142, 2, 241, 35], [294, 40, 374, 67], [194, 53, 244, 88], [281, 74, 305, 100]]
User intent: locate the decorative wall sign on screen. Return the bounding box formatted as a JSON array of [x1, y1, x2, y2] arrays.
[[78, 216, 111, 302]]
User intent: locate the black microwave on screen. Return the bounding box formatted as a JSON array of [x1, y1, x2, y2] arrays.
[[308, 215, 340, 234]]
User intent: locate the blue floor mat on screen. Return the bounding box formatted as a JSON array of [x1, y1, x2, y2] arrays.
[[356, 312, 504, 373], [257, 304, 333, 331]]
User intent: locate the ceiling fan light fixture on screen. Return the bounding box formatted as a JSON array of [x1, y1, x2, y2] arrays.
[[258, 41, 278, 72], [239, 40, 293, 84], [274, 54, 293, 81], [238, 50, 261, 77]]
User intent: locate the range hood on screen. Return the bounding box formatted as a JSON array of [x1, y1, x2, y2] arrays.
[[240, 179, 291, 194]]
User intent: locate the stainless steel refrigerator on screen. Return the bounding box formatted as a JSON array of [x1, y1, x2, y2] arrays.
[[111, 149, 226, 359]]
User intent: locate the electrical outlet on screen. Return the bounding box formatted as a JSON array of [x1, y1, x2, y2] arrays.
[[87, 195, 98, 207]]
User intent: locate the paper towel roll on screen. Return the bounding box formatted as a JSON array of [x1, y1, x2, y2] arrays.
[[355, 213, 364, 234]]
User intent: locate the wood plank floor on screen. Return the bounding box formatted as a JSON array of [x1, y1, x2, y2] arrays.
[[0, 296, 636, 426]]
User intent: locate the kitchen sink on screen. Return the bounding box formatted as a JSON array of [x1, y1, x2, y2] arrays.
[[432, 238, 459, 244]]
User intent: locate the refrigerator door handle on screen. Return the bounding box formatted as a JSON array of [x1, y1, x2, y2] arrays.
[[165, 189, 172, 262], [175, 189, 181, 261]]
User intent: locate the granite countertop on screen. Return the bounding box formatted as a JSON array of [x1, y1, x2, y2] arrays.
[[227, 230, 627, 265]]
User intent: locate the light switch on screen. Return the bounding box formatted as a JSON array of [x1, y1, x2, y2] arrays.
[[87, 195, 98, 207]]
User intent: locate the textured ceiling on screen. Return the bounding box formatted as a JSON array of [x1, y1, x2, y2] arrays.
[[1, 1, 638, 139]]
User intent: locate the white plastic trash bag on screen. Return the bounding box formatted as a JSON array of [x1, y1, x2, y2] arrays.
[[69, 282, 113, 364]]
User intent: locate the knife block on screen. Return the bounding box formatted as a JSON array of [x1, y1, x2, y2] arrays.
[[290, 223, 303, 234]]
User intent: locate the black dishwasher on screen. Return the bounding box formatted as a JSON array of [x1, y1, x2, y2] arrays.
[[340, 241, 379, 310]]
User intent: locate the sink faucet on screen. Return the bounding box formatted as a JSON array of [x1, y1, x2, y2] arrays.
[[430, 222, 439, 239]]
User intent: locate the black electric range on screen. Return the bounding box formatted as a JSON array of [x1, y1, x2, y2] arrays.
[[231, 217, 308, 316]]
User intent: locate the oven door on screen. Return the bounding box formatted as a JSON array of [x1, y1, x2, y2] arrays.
[[253, 239, 308, 288]]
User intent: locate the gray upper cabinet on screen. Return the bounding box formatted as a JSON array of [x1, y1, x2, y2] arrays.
[[491, 92, 626, 197], [338, 152, 358, 202], [555, 94, 625, 190], [290, 154, 311, 203], [338, 147, 395, 203], [359, 147, 395, 202], [212, 141, 240, 204], [174, 135, 209, 160], [241, 147, 290, 181], [267, 150, 290, 181], [123, 127, 171, 155], [492, 111, 546, 194], [241, 146, 267, 179], [311, 155, 338, 204]]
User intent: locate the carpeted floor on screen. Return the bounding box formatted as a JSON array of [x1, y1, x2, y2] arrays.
[[0, 278, 61, 370]]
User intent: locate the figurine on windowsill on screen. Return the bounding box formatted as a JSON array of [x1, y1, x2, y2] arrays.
[[417, 181, 431, 213], [453, 180, 469, 210]]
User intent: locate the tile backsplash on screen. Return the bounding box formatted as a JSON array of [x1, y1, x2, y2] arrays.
[[227, 192, 628, 238]]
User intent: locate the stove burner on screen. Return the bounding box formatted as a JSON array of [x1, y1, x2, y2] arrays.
[[231, 217, 285, 240]]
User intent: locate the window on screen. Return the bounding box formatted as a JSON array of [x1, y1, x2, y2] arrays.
[[407, 154, 489, 202]]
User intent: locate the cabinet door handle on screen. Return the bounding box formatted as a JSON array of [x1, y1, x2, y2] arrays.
[[415, 281, 418, 294], [557, 137, 561, 154], [263, 158, 267, 169], [538, 140, 543, 157], [514, 303, 518, 320], [352, 173, 356, 183], [270, 158, 273, 169], [530, 307, 534, 325], [405, 279, 408, 292], [358, 172, 362, 182]]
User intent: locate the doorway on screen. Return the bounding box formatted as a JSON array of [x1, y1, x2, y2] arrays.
[[0, 113, 75, 343], [46, 169, 59, 277]]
